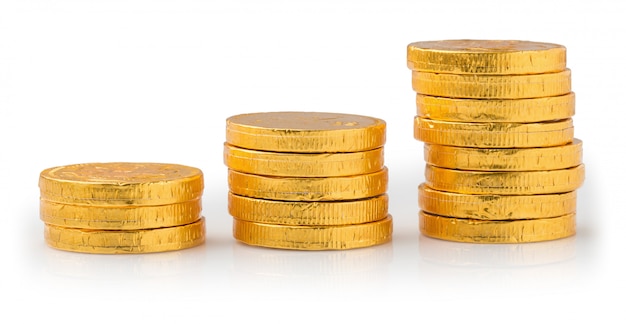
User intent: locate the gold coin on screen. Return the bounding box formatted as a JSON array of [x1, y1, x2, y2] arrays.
[[228, 192, 388, 225], [412, 69, 571, 99], [232, 216, 393, 250], [414, 117, 574, 148], [424, 139, 582, 171], [40, 198, 202, 230], [407, 40, 566, 74], [425, 164, 585, 195], [419, 211, 575, 243], [416, 93, 575, 122], [223, 143, 384, 177], [39, 162, 204, 206], [44, 217, 206, 254], [228, 168, 388, 201], [418, 184, 577, 220], [226, 111, 386, 153]]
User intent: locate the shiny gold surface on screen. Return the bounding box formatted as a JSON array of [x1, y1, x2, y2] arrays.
[[228, 192, 388, 225], [39, 162, 204, 206], [424, 139, 582, 171], [419, 211, 575, 243], [228, 168, 388, 201], [226, 112, 386, 153], [224, 143, 384, 177], [418, 184, 577, 220], [416, 93, 575, 122], [412, 69, 571, 99], [40, 198, 202, 230], [232, 216, 393, 250], [425, 164, 585, 195], [44, 217, 206, 254], [414, 117, 574, 148], [407, 40, 566, 74]]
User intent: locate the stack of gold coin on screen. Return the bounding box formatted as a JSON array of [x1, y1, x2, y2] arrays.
[[224, 111, 393, 250], [39, 162, 206, 253], [407, 40, 585, 243]]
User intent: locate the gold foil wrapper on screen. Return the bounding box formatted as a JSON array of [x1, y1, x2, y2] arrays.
[[226, 111, 386, 153], [412, 69, 571, 99], [232, 216, 393, 250], [424, 139, 583, 171], [419, 211, 575, 243], [44, 217, 206, 254], [414, 117, 574, 148], [416, 93, 575, 122], [407, 40, 566, 74], [40, 198, 202, 230], [228, 192, 388, 225], [418, 184, 577, 220], [425, 164, 585, 195], [223, 143, 384, 177], [39, 162, 204, 206], [228, 168, 388, 201]]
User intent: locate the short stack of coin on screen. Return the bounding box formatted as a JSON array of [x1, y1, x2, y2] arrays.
[[224, 111, 393, 250], [39, 162, 206, 253], [407, 40, 585, 243]]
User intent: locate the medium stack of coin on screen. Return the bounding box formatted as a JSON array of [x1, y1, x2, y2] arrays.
[[224, 111, 393, 250], [39, 162, 206, 253], [407, 40, 585, 243]]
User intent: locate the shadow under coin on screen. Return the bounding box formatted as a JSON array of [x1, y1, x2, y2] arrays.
[[230, 241, 393, 295]]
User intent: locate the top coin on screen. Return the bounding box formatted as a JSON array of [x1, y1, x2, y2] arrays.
[[226, 112, 386, 153], [39, 162, 204, 206], [407, 40, 566, 74]]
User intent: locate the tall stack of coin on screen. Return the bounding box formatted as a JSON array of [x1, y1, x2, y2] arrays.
[[39, 162, 206, 253], [224, 112, 393, 250], [407, 40, 584, 243]]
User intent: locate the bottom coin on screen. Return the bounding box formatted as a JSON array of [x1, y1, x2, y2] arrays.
[[44, 217, 206, 254], [419, 211, 575, 243], [233, 216, 393, 250]]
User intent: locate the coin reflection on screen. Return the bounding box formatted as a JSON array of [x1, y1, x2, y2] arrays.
[[231, 241, 393, 292], [43, 243, 208, 280], [417, 235, 578, 289]]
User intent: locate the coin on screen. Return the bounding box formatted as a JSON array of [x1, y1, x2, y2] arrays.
[[425, 164, 585, 195], [39, 162, 204, 206], [40, 198, 202, 230], [233, 216, 393, 250], [416, 93, 575, 122], [228, 192, 388, 225], [424, 139, 582, 171], [223, 143, 384, 177], [414, 117, 574, 148], [226, 111, 386, 153], [419, 211, 575, 243], [228, 168, 388, 201], [407, 40, 566, 74], [44, 217, 206, 254], [418, 184, 577, 220], [412, 69, 571, 99]]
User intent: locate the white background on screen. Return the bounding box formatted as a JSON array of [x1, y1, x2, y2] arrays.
[[1, 0, 624, 322]]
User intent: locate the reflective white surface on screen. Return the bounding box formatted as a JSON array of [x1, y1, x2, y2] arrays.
[[1, 0, 623, 322]]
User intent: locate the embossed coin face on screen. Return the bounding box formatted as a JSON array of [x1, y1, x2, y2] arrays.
[[407, 39, 566, 74], [42, 162, 201, 184], [411, 40, 564, 53], [227, 111, 383, 131], [39, 162, 204, 205], [226, 111, 386, 152]]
